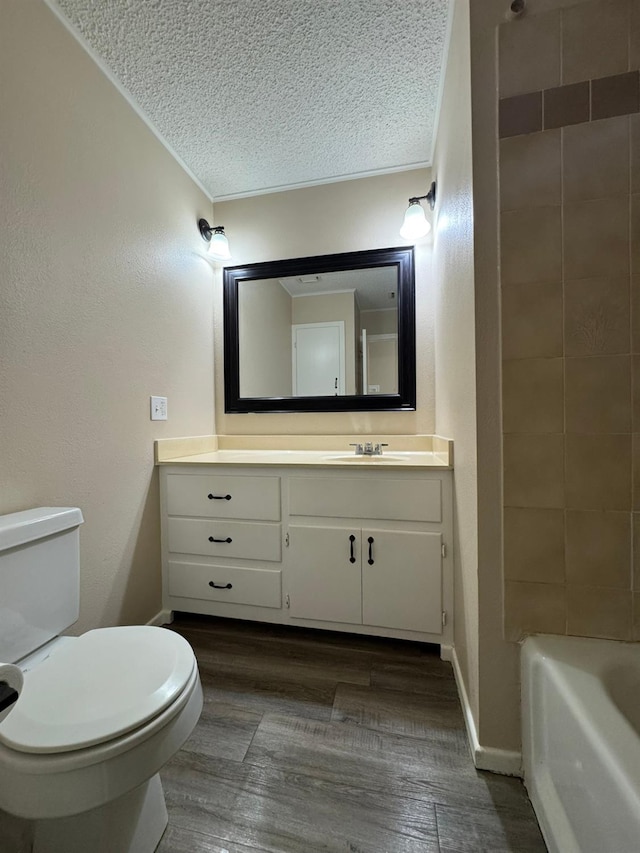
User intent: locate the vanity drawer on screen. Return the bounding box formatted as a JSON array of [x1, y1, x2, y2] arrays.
[[166, 474, 280, 521], [289, 476, 442, 522], [167, 517, 282, 561], [168, 560, 281, 608]]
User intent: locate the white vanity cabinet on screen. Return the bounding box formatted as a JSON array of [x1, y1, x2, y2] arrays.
[[159, 463, 453, 648], [287, 526, 443, 633], [286, 473, 448, 636], [162, 471, 283, 610]]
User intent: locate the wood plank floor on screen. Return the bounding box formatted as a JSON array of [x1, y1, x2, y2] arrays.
[[159, 615, 546, 853]]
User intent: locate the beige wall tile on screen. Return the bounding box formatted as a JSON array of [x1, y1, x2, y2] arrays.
[[632, 0, 640, 70], [631, 115, 640, 194], [498, 11, 561, 98], [562, 0, 630, 85], [504, 507, 565, 583], [631, 194, 640, 276], [563, 118, 630, 203], [633, 277, 640, 351], [505, 580, 566, 641], [634, 356, 640, 429], [566, 510, 632, 587], [503, 433, 565, 508], [634, 433, 640, 509], [499, 92, 543, 138], [565, 277, 630, 357], [565, 355, 631, 434], [501, 207, 562, 285], [566, 434, 632, 510], [564, 197, 630, 281], [503, 358, 564, 433], [502, 282, 563, 360], [567, 585, 633, 639], [500, 130, 561, 211], [633, 513, 640, 589], [544, 82, 590, 129], [591, 72, 640, 121]]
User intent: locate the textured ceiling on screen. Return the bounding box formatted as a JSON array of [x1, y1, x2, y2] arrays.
[[50, 0, 451, 200]]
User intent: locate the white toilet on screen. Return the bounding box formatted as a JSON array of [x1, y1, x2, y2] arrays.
[[0, 507, 203, 853]]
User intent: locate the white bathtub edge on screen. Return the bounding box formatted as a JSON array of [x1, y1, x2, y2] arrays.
[[525, 770, 579, 853], [451, 646, 523, 777]]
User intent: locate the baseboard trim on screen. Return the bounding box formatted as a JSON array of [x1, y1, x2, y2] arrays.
[[474, 743, 522, 777], [451, 647, 522, 777], [146, 609, 173, 627], [440, 644, 453, 662]]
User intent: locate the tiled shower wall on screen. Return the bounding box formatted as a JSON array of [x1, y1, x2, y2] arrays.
[[499, 0, 640, 642]]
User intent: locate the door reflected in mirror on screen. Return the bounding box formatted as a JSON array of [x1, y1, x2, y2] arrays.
[[238, 267, 399, 399], [223, 246, 415, 413]]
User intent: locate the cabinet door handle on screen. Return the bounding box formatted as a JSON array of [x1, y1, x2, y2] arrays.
[[208, 493, 232, 501], [209, 581, 232, 589], [367, 536, 374, 565], [349, 533, 356, 564], [208, 536, 232, 543]]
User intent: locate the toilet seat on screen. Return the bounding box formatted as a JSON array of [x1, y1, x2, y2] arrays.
[[0, 626, 195, 754]]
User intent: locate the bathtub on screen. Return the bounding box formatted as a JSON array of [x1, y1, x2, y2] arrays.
[[522, 635, 640, 853]]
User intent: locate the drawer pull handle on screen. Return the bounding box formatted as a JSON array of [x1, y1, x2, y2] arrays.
[[349, 534, 356, 564], [208, 493, 232, 501], [208, 536, 233, 543], [209, 581, 232, 590], [367, 536, 374, 565]]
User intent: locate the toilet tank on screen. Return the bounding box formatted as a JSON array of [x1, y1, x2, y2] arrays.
[[0, 507, 83, 664]]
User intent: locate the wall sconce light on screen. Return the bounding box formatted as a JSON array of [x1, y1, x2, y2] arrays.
[[399, 181, 436, 240], [198, 219, 232, 261]]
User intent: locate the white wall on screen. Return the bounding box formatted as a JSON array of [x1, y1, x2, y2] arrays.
[[213, 169, 434, 435], [239, 279, 292, 397], [361, 309, 398, 336], [432, 0, 482, 740], [292, 292, 357, 394], [0, 0, 214, 633], [434, 0, 527, 759]]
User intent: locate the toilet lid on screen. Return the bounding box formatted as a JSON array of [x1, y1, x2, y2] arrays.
[[0, 626, 196, 754]]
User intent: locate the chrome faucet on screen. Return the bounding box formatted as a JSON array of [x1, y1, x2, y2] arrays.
[[349, 442, 389, 456]]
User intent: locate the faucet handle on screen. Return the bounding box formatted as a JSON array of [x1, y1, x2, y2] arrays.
[[373, 442, 389, 455], [349, 443, 364, 455]]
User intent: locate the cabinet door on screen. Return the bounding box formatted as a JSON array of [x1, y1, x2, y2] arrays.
[[362, 528, 442, 633], [288, 525, 362, 624]]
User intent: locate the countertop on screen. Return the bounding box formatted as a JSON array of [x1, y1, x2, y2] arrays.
[[157, 448, 451, 469], [155, 435, 453, 469]]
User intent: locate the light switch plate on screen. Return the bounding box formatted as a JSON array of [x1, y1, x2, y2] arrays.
[[150, 396, 168, 420]]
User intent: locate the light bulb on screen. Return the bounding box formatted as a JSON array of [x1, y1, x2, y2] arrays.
[[399, 201, 431, 240], [208, 228, 231, 261]]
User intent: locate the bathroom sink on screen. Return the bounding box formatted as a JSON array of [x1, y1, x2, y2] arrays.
[[322, 453, 408, 463]]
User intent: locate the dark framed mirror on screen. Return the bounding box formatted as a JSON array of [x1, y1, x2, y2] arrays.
[[223, 245, 416, 413]]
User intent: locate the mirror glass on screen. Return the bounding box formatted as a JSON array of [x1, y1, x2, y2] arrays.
[[223, 246, 415, 413]]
